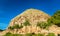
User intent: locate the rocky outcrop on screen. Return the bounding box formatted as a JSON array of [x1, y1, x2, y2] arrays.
[[8, 9, 50, 34], [0, 9, 60, 36]]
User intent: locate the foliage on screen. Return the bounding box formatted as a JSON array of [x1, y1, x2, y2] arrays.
[[8, 26, 14, 30], [23, 19, 30, 26], [8, 24, 23, 30], [4, 32, 23, 36], [46, 33, 55, 36], [14, 24, 23, 29], [13, 34, 23, 36], [37, 33, 44, 36], [4, 33, 55, 36], [25, 33, 32, 36], [58, 34, 60, 36], [25, 33, 44, 36], [32, 34, 37, 36], [4, 32, 13, 36], [47, 19, 53, 27], [51, 10, 60, 27], [37, 22, 51, 29]]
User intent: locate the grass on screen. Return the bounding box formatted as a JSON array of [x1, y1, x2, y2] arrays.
[[4, 32, 56, 36], [4, 32, 45, 36], [46, 33, 55, 36]]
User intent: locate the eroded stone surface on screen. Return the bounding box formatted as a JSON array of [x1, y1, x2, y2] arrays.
[[0, 9, 60, 36]]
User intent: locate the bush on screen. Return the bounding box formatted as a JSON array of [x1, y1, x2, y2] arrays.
[[37, 22, 51, 29], [4, 32, 55, 36], [4, 32, 23, 36], [8, 24, 23, 30], [25, 33, 32, 36], [19, 25, 23, 29], [58, 34, 60, 36], [8, 26, 14, 30], [13, 34, 23, 36], [23, 20, 30, 26], [4, 32, 13, 36], [37, 33, 44, 36], [52, 10, 60, 27], [46, 33, 55, 36], [14, 24, 23, 29]]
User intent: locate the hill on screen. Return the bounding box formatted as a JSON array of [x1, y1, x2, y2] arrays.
[[0, 9, 60, 36]]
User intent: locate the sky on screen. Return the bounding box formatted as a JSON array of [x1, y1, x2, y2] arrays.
[[0, 0, 60, 30]]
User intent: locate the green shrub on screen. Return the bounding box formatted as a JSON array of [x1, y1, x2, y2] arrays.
[[13, 34, 23, 36], [25, 33, 32, 36], [19, 25, 23, 29], [14, 24, 23, 29], [52, 10, 60, 27], [4, 33, 45, 36], [23, 20, 30, 26], [37, 33, 44, 36], [4, 32, 13, 36], [37, 22, 51, 29], [14, 24, 20, 29], [58, 34, 60, 36], [4, 32, 23, 36], [8, 26, 14, 30], [46, 33, 55, 36], [8, 24, 23, 30]]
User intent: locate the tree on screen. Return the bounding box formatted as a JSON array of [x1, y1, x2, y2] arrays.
[[52, 10, 60, 27]]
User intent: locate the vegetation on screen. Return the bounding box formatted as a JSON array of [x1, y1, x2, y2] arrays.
[[4, 32, 23, 36], [25, 33, 44, 36], [37, 22, 52, 29], [8, 24, 23, 30], [37, 33, 44, 36], [25, 33, 32, 36], [46, 33, 55, 36], [36, 10, 60, 29], [37, 22, 46, 29], [51, 10, 60, 27], [23, 19, 30, 26], [4, 32, 13, 36], [8, 26, 14, 30], [4, 32, 45, 36], [13, 34, 23, 36], [58, 34, 60, 36], [14, 24, 23, 29], [4, 32, 56, 36], [6, 10, 60, 36]]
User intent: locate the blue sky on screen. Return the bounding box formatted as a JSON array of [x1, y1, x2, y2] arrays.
[[0, 0, 60, 30]]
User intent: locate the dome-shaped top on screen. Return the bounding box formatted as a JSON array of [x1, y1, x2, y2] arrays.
[[9, 8, 50, 26]]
